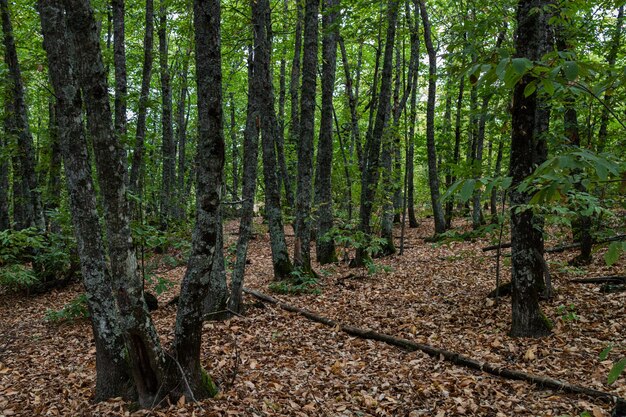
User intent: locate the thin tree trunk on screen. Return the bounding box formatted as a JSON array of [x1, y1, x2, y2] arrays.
[[355, 0, 399, 266], [1, 0, 44, 230], [286, 0, 303, 207], [229, 47, 260, 313], [112, 0, 127, 137], [490, 137, 503, 220], [418, 0, 446, 235], [38, 0, 132, 400], [175, 51, 190, 219], [314, 0, 339, 265], [597, 6, 623, 153], [277, 3, 294, 208], [446, 76, 464, 228], [129, 0, 154, 199], [44, 101, 62, 229], [158, 4, 175, 225], [509, 0, 551, 338], [229, 93, 239, 201], [0, 132, 8, 230], [293, 0, 319, 273], [257, 0, 294, 280], [339, 37, 363, 172]]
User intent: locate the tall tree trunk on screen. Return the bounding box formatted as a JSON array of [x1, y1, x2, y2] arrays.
[[44, 101, 62, 229], [597, 6, 623, 153], [286, 0, 303, 208], [490, 137, 503, 220], [229, 93, 239, 201], [293, 0, 319, 273], [172, 0, 225, 398], [339, 37, 363, 172], [176, 51, 190, 219], [0, 132, 8, 230], [65, 0, 181, 405], [276, 3, 293, 208], [314, 0, 339, 265], [509, 0, 551, 338], [129, 0, 154, 199], [418, 0, 446, 235], [112, 0, 127, 137], [229, 49, 260, 313], [446, 75, 464, 228], [355, 0, 399, 266], [257, 0, 294, 280], [158, 3, 175, 225], [38, 0, 131, 400], [1, 0, 44, 230]]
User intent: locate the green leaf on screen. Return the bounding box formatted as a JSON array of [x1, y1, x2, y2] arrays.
[[459, 179, 476, 202], [511, 57, 532, 75], [599, 344, 613, 361], [607, 358, 626, 385], [604, 242, 623, 266], [563, 61, 579, 81], [541, 78, 555, 95], [524, 80, 537, 97]]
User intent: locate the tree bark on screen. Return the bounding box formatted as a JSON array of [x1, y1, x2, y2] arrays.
[[293, 0, 320, 273], [175, 51, 190, 219], [64, 0, 178, 405], [509, 0, 551, 338], [0, 132, 8, 230], [112, 0, 127, 138], [314, 0, 338, 265], [38, 0, 132, 400], [418, 0, 446, 235], [355, 0, 399, 266], [229, 47, 260, 313], [129, 0, 154, 200], [1, 0, 44, 230], [158, 4, 175, 225], [257, 0, 294, 280], [597, 6, 623, 153], [170, 0, 225, 400]]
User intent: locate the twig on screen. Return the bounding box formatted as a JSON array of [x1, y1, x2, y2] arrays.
[[226, 334, 239, 390]]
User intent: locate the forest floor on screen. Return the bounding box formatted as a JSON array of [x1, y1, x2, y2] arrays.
[[0, 216, 624, 417]]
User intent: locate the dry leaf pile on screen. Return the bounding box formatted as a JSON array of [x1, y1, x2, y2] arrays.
[[0, 218, 624, 416]]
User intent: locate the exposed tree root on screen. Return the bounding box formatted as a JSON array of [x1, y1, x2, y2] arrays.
[[243, 287, 626, 410]]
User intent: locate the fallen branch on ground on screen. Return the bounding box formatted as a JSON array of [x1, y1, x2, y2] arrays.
[[243, 287, 625, 409], [482, 234, 626, 253], [571, 276, 626, 285]]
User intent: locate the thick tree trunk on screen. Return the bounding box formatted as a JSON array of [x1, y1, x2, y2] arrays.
[[129, 0, 154, 199], [509, 0, 551, 338], [314, 0, 338, 265], [418, 0, 446, 235], [112, 0, 127, 137], [38, 0, 131, 400], [257, 0, 293, 280], [293, 0, 319, 273], [1, 0, 44, 230], [229, 51, 260, 313], [203, 207, 228, 319], [64, 0, 177, 405], [170, 0, 225, 400], [355, 0, 399, 266], [158, 4, 175, 225]]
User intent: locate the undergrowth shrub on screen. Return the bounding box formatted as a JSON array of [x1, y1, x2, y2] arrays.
[[45, 294, 90, 323]]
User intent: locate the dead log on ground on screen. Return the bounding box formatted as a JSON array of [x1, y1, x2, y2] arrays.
[[571, 276, 626, 285], [482, 234, 626, 253], [482, 242, 512, 252], [243, 287, 625, 409]]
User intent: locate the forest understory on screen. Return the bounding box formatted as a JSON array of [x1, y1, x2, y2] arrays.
[[0, 217, 624, 417]]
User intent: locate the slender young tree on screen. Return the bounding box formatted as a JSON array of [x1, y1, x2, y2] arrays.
[[0, 132, 8, 230], [509, 0, 551, 338], [419, 0, 446, 235], [175, 50, 190, 219], [129, 0, 154, 197], [1, 0, 44, 230], [294, 0, 320, 273], [158, 2, 175, 224], [355, 0, 399, 266], [258, 0, 294, 279], [112, 0, 127, 137], [314, 0, 339, 264]]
